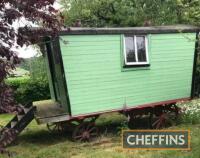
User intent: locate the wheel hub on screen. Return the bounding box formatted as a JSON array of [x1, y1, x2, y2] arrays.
[[82, 131, 90, 139]]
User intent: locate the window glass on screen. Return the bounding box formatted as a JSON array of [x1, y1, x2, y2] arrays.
[[136, 36, 147, 62], [124, 35, 148, 66], [125, 37, 136, 62]]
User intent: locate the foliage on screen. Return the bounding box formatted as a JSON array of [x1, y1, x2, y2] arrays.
[[19, 59, 32, 71], [4, 55, 50, 106], [6, 77, 50, 105], [61, 0, 179, 27], [176, 0, 200, 26], [9, 67, 30, 77], [61, 0, 200, 27], [0, 0, 61, 113], [6, 76, 30, 90], [27, 56, 48, 80], [177, 99, 200, 124], [14, 78, 50, 105], [19, 46, 43, 72]]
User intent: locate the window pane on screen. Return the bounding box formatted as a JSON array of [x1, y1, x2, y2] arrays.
[[136, 36, 147, 62], [125, 37, 136, 62]]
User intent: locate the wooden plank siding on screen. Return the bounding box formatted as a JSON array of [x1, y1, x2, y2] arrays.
[[59, 33, 196, 116]]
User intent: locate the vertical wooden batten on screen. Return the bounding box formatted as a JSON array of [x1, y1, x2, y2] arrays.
[[191, 32, 200, 98], [54, 36, 72, 115]]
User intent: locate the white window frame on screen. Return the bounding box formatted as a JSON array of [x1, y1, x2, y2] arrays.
[[123, 35, 149, 66]]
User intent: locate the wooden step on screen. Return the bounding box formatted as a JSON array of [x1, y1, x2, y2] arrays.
[[0, 106, 35, 148], [11, 122, 17, 128], [23, 107, 31, 114], [17, 115, 24, 120]]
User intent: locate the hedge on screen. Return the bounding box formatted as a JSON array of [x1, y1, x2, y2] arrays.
[[6, 77, 50, 105]]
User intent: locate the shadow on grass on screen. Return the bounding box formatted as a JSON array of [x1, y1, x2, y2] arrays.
[[15, 124, 122, 146], [11, 113, 152, 147], [15, 129, 72, 146]]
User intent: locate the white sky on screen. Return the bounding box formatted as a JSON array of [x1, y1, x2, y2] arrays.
[[15, 1, 62, 58]]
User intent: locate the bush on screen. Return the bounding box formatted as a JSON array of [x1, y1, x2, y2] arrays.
[[177, 99, 200, 124], [7, 77, 50, 105], [6, 55, 51, 105], [6, 76, 30, 89]]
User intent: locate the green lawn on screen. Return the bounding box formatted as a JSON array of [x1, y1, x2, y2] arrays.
[[0, 113, 200, 158]]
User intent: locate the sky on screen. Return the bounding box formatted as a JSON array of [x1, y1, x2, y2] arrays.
[[15, 1, 62, 58]]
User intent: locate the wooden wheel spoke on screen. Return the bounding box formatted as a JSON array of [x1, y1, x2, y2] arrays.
[[47, 122, 67, 133], [150, 107, 179, 129], [156, 119, 164, 129], [75, 135, 83, 139], [79, 137, 85, 141], [72, 122, 98, 142], [152, 118, 161, 127], [88, 127, 96, 132]]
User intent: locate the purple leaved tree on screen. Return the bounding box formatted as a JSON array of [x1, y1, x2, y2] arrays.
[[0, 0, 62, 113]]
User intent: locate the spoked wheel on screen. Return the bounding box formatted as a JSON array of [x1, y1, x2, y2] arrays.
[[72, 122, 98, 142], [150, 105, 179, 129], [47, 122, 65, 133]]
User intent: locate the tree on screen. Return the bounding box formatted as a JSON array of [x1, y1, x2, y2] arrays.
[[176, 0, 200, 25], [61, 0, 200, 27], [0, 0, 62, 113], [60, 0, 180, 27]]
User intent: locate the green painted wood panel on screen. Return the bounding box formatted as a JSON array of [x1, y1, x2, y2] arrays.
[[59, 33, 196, 116], [43, 44, 55, 100]]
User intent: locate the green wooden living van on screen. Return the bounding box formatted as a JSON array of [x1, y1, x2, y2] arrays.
[[34, 25, 199, 124]]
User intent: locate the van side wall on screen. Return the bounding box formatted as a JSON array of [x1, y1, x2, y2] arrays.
[[59, 33, 196, 116]]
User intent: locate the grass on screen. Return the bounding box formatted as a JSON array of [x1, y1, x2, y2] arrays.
[[0, 111, 200, 158]]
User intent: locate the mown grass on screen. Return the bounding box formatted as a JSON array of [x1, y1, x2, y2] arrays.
[[0, 108, 200, 158]]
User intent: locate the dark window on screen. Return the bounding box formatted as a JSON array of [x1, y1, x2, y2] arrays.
[[125, 37, 136, 62], [124, 35, 149, 66], [137, 36, 147, 62]]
